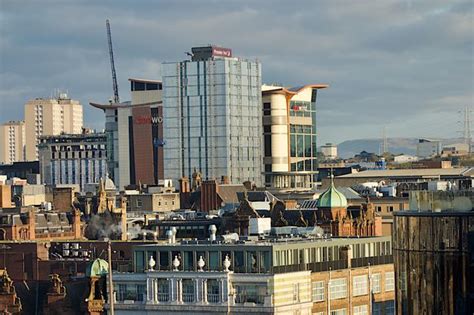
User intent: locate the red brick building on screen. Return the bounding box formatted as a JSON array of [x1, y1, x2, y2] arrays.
[[316, 180, 382, 237]]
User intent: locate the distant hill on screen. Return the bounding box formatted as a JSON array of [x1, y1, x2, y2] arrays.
[[337, 137, 468, 159]]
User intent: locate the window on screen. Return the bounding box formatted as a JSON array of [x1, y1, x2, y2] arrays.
[[372, 273, 381, 293], [331, 309, 347, 315], [388, 206, 394, 212], [385, 300, 395, 315], [264, 135, 272, 157], [135, 251, 145, 272], [136, 198, 142, 208], [117, 284, 127, 301], [234, 284, 266, 304], [353, 305, 368, 315], [385, 272, 395, 291], [353, 275, 368, 296], [182, 279, 195, 303], [373, 302, 383, 315], [207, 279, 220, 303], [293, 283, 300, 302], [330, 278, 347, 299], [263, 102, 271, 116], [312, 281, 324, 302], [136, 284, 146, 301]]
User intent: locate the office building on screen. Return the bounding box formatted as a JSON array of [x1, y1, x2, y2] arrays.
[[90, 78, 163, 190], [0, 161, 40, 182], [320, 143, 338, 160], [0, 121, 25, 164], [110, 234, 394, 314], [162, 45, 263, 186], [393, 191, 474, 315], [441, 142, 470, 157], [262, 84, 328, 190], [416, 138, 441, 158], [128, 182, 180, 213], [37, 132, 107, 191], [327, 167, 474, 191], [24, 94, 83, 161]]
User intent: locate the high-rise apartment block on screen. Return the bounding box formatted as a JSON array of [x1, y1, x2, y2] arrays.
[[262, 84, 327, 190], [0, 121, 25, 164], [162, 46, 263, 186], [24, 93, 83, 161]]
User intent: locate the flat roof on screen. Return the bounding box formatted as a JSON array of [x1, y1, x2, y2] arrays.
[[262, 84, 329, 96], [337, 167, 474, 178], [394, 210, 474, 217], [128, 78, 162, 84], [135, 235, 392, 249], [89, 100, 162, 110]]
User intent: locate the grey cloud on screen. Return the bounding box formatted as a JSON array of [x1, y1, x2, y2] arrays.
[[0, 0, 472, 144]]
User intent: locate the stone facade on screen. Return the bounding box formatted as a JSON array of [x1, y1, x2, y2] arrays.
[[0, 208, 82, 241], [0, 270, 22, 314]]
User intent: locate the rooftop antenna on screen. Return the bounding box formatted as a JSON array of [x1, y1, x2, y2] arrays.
[[462, 106, 472, 150], [380, 126, 388, 155], [106, 19, 120, 104]]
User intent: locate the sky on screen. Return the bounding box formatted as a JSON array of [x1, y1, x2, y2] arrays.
[[0, 0, 472, 144]]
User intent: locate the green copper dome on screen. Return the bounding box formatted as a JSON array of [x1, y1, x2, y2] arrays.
[[86, 258, 109, 277], [317, 180, 348, 208]]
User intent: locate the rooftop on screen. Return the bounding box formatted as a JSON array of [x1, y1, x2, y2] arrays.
[[128, 78, 162, 84], [338, 167, 474, 178], [262, 84, 329, 96]]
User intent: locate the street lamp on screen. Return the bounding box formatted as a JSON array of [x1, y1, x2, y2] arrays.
[[107, 241, 115, 315]]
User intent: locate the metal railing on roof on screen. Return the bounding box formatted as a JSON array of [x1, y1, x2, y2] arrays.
[[272, 255, 393, 274]]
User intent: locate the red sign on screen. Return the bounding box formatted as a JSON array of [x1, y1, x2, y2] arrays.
[[134, 115, 163, 125], [212, 47, 232, 58]]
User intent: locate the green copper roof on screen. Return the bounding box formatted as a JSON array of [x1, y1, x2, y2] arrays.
[[86, 258, 109, 277], [317, 178, 348, 208]]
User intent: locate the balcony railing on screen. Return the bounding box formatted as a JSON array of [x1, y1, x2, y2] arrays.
[[207, 293, 220, 303], [157, 293, 169, 302], [272, 255, 393, 274], [183, 292, 195, 303], [235, 294, 265, 305], [351, 255, 393, 268]]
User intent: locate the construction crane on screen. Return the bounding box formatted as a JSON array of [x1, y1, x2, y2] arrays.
[[106, 19, 120, 104]]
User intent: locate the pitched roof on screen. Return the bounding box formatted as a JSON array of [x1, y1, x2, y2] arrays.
[[217, 184, 246, 204]]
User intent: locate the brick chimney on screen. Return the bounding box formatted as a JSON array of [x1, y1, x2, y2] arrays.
[[73, 209, 82, 239], [179, 177, 191, 209]]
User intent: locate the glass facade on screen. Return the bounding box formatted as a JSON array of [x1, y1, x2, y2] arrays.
[[289, 89, 318, 175], [162, 57, 262, 185], [263, 86, 321, 190]]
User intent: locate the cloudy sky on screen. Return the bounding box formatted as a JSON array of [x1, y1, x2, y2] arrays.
[[0, 0, 472, 144]]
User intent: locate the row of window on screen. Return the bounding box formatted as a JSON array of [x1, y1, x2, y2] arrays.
[[274, 242, 392, 267], [51, 150, 106, 159], [314, 302, 394, 315], [134, 198, 176, 208], [136, 250, 271, 273], [312, 272, 395, 302]]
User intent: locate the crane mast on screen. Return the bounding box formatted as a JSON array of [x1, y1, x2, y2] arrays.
[[106, 19, 120, 104]]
